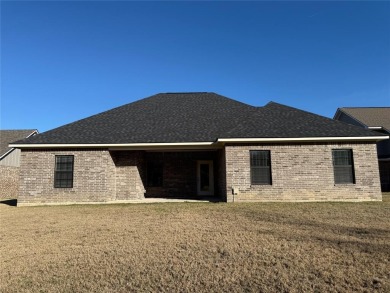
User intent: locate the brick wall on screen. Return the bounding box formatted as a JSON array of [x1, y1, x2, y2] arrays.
[[224, 143, 382, 202], [18, 143, 380, 205], [0, 166, 19, 198], [18, 149, 117, 205], [111, 151, 145, 200], [18, 149, 224, 205]]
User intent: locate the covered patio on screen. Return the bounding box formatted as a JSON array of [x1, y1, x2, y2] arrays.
[[110, 149, 226, 201]]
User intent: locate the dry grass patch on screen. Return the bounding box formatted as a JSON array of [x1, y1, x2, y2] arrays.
[[1, 195, 390, 292]]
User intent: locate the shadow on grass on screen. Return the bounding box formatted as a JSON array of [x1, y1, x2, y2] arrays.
[[0, 199, 17, 206], [144, 195, 223, 203]]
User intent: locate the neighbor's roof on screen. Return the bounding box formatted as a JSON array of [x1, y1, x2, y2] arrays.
[[11, 93, 386, 146], [336, 107, 390, 132], [0, 130, 37, 157]]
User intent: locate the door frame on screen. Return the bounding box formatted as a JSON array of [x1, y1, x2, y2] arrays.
[[197, 160, 214, 196]]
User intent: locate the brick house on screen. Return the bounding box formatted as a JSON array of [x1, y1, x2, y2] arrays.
[[10, 93, 388, 206], [334, 107, 390, 191], [0, 129, 38, 198]]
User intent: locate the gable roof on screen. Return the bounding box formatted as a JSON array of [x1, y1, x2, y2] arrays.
[[335, 107, 390, 132], [0, 130, 38, 158], [10, 93, 387, 147]]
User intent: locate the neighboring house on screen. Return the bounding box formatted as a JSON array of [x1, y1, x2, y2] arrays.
[[10, 93, 388, 206], [0, 129, 38, 198], [334, 107, 390, 192]]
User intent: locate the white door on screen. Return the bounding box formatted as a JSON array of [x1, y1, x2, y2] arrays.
[[197, 161, 214, 196]]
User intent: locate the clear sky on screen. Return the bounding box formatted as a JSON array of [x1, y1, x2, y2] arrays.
[[1, 1, 389, 132]]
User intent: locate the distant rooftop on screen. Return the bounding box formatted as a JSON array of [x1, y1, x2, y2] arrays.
[[0, 130, 38, 157], [337, 107, 390, 131]]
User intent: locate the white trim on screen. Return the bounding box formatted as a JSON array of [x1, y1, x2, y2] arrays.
[[110, 145, 222, 151], [9, 142, 216, 149], [0, 148, 14, 160], [217, 136, 389, 143], [145, 149, 219, 152], [368, 126, 383, 130], [26, 130, 39, 138], [9, 136, 389, 149]]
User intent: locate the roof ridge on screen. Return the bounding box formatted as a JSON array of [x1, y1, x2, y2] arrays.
[[163, 92, 211, 94], [160, 92, 257, 109]]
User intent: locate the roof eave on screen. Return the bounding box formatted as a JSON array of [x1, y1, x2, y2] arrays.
[[217, 136, 389, 143], [9, 135, 389, 150], [8, 142, 222, 150]]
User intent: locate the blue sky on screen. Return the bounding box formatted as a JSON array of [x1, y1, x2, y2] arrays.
[[1, 1, 389, 132]]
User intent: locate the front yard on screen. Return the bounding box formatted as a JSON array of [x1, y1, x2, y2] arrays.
[[1, 195, 389, 292]]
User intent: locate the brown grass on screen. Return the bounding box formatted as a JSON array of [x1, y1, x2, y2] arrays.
[[1, 195, 390, 292]]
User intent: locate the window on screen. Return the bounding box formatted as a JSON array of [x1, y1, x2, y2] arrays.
[[250, 150, 272, 185], [332, 149, 355, 184], [147, 161, 163, 187], [54, 155, 74, 188]]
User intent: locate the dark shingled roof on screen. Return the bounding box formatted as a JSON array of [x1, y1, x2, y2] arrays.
[[225, 102, 386, 138], [337, 107, 390, 132], [13, 93, 384, 145], [0, 130, 37, 156]]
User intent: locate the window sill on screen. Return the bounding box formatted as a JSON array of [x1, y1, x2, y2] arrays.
[[334, 183, 356, 186]]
